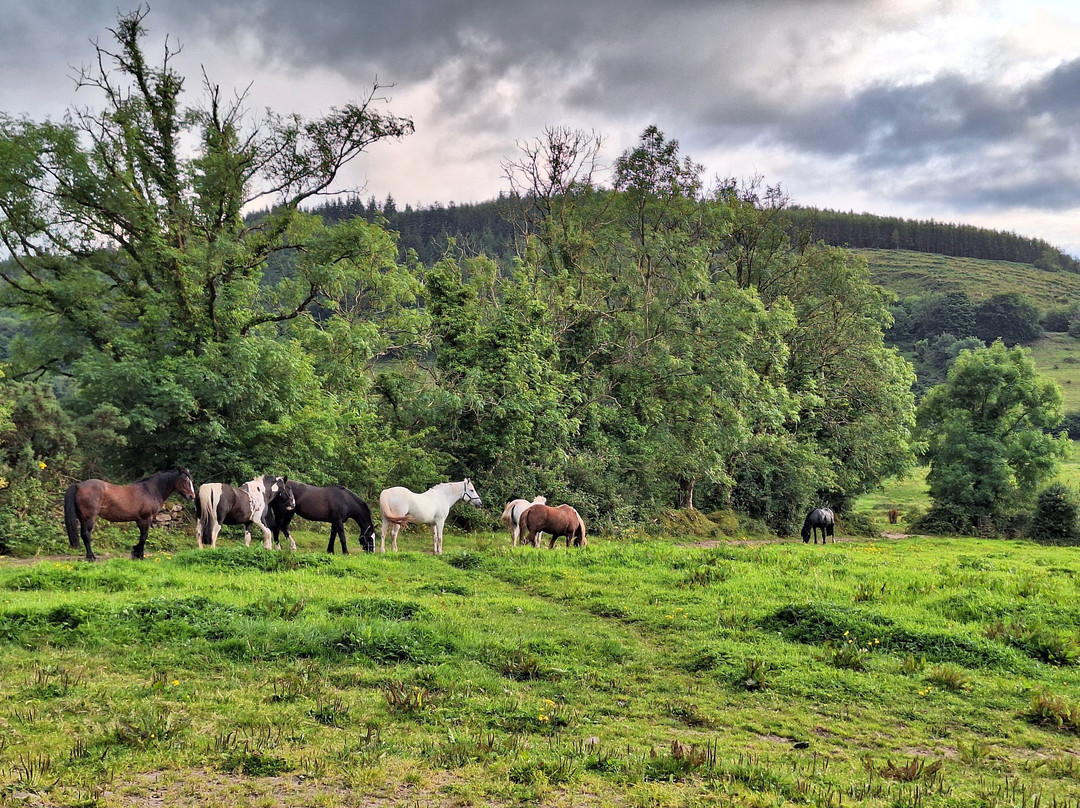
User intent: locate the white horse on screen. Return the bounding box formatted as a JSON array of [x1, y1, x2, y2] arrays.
[[378, 478, 483, 554], [500, 495, 546, 546]]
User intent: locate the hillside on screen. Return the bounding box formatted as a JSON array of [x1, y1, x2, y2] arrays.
[[860, 249, 1080, 309]]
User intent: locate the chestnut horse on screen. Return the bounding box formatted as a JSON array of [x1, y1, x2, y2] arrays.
[[64, 468, 196, 561], [520, 503, 587, 549], [500, 495, 546, 546]]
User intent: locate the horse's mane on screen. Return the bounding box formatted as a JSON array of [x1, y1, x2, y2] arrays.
[[133, 468, 184, 484]]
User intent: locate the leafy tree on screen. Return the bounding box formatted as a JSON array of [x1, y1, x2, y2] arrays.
[[917, 341, 1068, 532], [0, 9, 414, 481], [912, 333, 985, 396], [973, 293, 1042, 346]]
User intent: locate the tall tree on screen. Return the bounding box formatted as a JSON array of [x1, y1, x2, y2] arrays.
[[0, 9, 414, 479], [917, 341, 1067, 532]]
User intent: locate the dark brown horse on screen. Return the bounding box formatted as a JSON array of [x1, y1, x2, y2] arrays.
[[268, 481, 376, 554], [64, 468, 196, 561], [520, 503, 587, 549]]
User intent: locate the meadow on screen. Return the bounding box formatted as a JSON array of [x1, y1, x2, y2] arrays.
[[0, 518, 1079, 807]]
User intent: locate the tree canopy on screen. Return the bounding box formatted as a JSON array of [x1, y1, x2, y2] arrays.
[[0, 13, 922, 546], [917, 341, 1067, 532]]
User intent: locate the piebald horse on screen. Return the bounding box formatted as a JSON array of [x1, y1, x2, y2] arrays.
[[195, 476, 294, 549], [379, 478, 483, 554], [64, 468, 196, 561], [500, 495, 547, 546]]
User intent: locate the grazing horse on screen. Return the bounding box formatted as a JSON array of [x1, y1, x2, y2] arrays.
[[379, 478, 483, 554], [64, 468, 196, 561], [887, 508, 899, 525], [268, 481, 376, 554], [195, 476, 294, 549], [500, 495, 547, 546], [801, 507, 835, 544], [520, 503, 587, 549]]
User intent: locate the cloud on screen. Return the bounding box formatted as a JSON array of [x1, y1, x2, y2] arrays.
[[1, 0, 1078, 251]]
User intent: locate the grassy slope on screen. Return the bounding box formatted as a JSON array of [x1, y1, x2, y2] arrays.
[[0, 528, 1079, 807], [860, 249, 1080, 308]]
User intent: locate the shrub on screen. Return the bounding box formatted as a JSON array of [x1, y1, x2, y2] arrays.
[[1029, 483, 1080, 545]]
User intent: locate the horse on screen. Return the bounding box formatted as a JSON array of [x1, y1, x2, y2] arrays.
[[268, 481, 376, 554], [64, 468, 196, 561], [801, 507, 835, 544], [520, 503, 587, 549], [887, 508, 899, 525], [378, 478, 483, 554], [500, 495, 547, 546], [195, 476, 294, 550]]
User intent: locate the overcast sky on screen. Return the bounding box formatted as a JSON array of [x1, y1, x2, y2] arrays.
[[2, 1, 1079, 254]]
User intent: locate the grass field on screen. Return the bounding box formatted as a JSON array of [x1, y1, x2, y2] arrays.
[[1, 518, 1079, 808], [860, 249, 1080, 308]]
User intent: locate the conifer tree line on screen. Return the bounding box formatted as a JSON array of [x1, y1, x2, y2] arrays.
[[318, 191, 1079, 274], [1, 10, 1061, 551]]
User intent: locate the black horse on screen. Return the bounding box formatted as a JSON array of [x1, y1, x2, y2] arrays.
[[801, 507, 835, 544], [268, 481, 376, 554]]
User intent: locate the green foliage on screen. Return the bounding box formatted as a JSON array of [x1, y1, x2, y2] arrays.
[[917, 342, 1068, 531], [1030, 482, 1080, 545], [973, 292, 1043, 345]]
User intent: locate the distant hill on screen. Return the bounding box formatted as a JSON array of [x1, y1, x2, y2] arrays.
[[787, 208, 1080, 273], [312, 195, 1080, 277]]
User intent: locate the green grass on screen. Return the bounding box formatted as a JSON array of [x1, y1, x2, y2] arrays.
[[1024, 333, 1080, 412], [862, 248, 1080, 308], [1, 527, 1080, 807]]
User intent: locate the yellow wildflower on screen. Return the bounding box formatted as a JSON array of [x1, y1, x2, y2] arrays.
[[38, 461, 47, 470]]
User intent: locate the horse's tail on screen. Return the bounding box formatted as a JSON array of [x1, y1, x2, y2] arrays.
[[500, 500, 516, 528], [63, 484, 81, 549], [196, 485, 218, 546]]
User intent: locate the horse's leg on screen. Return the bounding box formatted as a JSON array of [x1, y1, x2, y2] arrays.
[[380, 517, 388, 552], [80, 517, 96, 562], [243, 523, 252, 547], [131, 518, 151, 560], [260, 521, 274, 550], [391, 523, 400, 552], [332, 521, 347, 554]]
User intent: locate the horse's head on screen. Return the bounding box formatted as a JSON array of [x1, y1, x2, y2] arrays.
[[463, 477, 483, 508], [801, 525, 811, 543], [272, 477, 296, 511], [176, 468, 196, 501]]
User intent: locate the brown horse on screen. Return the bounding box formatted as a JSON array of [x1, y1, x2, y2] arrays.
[[520, 503, 587, 549], [64, 468, 196, 561]]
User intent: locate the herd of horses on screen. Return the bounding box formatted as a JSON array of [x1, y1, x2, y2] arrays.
[[62, 467, 836, 561], [62, 468, 587, 561]]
